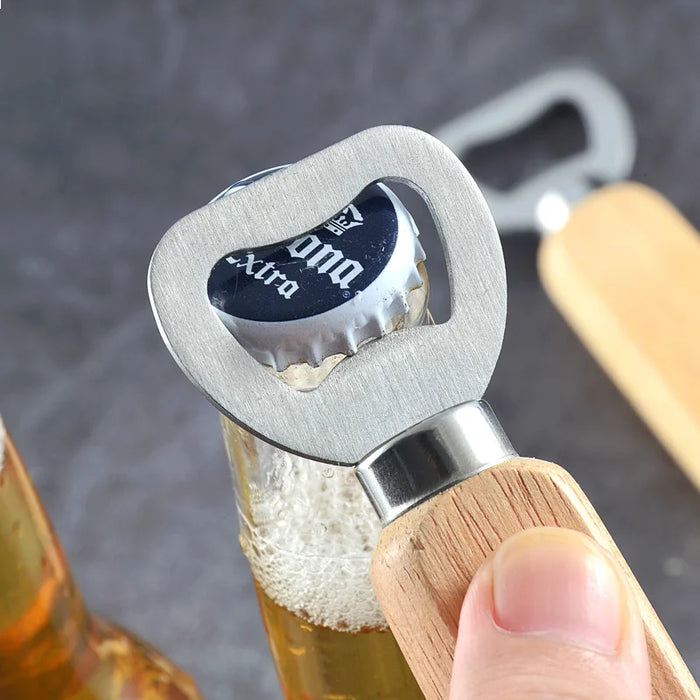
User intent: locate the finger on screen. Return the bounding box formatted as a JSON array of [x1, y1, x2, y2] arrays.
[[449, 527, 651, 700]]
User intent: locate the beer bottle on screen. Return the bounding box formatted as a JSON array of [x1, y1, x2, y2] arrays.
[[208, 170, 428, 699], [0, 420, 203, 700]]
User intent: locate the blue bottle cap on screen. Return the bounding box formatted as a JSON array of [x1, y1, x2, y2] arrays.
[[207, 168, 425, 371]]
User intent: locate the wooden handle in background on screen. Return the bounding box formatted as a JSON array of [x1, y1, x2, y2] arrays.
[[538, 182, 700, 489], [370, 457, 699, 700]]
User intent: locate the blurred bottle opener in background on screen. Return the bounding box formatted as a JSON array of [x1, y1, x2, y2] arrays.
[[435, 67, 700, 492]]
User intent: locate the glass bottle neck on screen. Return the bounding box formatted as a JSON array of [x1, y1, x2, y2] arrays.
[[0, 433, 88, 680]]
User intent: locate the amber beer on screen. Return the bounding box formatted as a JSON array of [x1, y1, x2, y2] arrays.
[[256, 587, 420, 698]]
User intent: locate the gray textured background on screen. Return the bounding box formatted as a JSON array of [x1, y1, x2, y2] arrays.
[[2, 2, 700, 698]]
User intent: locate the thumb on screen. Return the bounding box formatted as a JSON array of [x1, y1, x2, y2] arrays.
[[449, 527, 652, 700]]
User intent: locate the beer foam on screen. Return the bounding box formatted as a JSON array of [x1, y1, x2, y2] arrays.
[[238, 438, 387, 633]]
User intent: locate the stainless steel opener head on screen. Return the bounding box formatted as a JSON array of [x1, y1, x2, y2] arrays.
[[148, 126, 506, 464]]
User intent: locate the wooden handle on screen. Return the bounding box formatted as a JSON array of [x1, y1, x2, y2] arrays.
[[538, 183, 700, 489], [370, 457, 698, 700]]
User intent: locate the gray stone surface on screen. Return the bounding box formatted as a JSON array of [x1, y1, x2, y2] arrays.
[[2, 2, 700, 698]]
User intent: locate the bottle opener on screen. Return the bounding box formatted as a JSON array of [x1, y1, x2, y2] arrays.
[[435, 66, 700, 494], [148, 126, 697, 699]]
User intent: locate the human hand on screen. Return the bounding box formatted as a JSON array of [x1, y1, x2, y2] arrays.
[[449, 527, 652, 699]]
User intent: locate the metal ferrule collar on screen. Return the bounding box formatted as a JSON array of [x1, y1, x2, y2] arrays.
[[356, 400, 517, 525]]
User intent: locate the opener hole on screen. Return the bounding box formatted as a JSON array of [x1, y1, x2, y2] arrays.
[[462, 103, 586, 192], [386, 182, 451, 324], [208, 179, 444, 391]]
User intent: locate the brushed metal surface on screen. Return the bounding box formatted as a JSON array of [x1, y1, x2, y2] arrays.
[[148, 125, 506, 464]]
